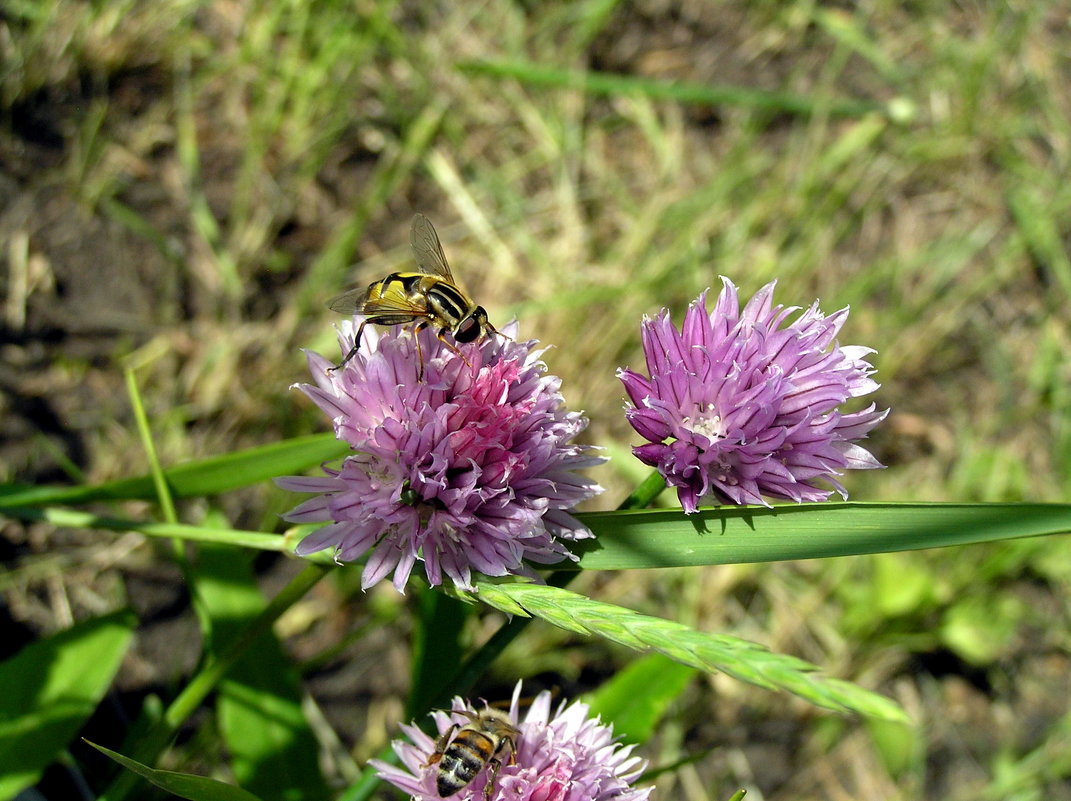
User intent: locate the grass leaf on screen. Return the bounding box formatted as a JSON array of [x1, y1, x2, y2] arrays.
[[0, 434, 348, 507], [87, 741, 265, 801], [474, 580, 907, 723], [0, 610, 136, 799], [571, 502, 1071, 569], [457, 59, 886, 118], [0, 506, 290, 553]]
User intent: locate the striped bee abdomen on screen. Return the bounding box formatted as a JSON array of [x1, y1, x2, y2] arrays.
[[436, 731, 495, 797]]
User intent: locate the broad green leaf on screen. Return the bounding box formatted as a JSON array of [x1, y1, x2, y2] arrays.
[[0, 433, 347, 507], [0, 610, 136, 799], [87, 741, 264, 801], [194, 546, 328, 801], [474, 580, 907, 723], [570, 503, 1071, 570], [585, 654, 696, 743]]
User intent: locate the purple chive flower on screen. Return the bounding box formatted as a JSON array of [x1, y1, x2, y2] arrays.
[[372, 683, 652, 801], [618, 277, 887, 512], [276, 320, 603, 592]]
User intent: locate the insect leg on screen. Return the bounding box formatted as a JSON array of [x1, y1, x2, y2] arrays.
[[480, 733, 516, 800], [483, 758, 501, 801], [412, 321, 428, 380], [486, 321, 512, 343], [425, 723, 459, 767], [435, 328, 473, 368], [329, 320, 369, 372]]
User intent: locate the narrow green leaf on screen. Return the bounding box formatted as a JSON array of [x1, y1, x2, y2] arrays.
[[0, 433, 348, 507], [124, 366, 178, 523], [194, 546, 329, 801], [0, 506, 289, 553], [0, 610, 136, 799], [474, 581, 907, 723], [12, 504, 1070, 574], [1007, 182, 1071, 303], [87, 741, 265, 801], [812, 9, 905, 83], [569, 503, 1071, 570], [585, 654, 696, 743], [457, 59, 885, 118]]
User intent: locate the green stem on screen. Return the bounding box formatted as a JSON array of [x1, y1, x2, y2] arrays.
[[98, 563, 331, 801], [618, 470, 667, 511]]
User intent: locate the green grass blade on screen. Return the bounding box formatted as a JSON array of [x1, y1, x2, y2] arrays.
[[0, 506, 290, 553], [124, 366, 178, 523], [194, 546, 329, 801], [570, 503, 1071, 569], [0, 610, 136, 799], [584, 654, 696, 744], [297, 99, 447, 313], [457, 59, 886, 118], [475, 580, 907, 723], [10, 503, 1069, 572], [0, 433, 348, 507], [87, 741, 265, 801], [1006, 181, 1071, 303]]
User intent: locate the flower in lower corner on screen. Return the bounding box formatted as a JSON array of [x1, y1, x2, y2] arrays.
[[276, 320, 603, 592], [371, 683, 652, 801], [619, 277, 888, 512]]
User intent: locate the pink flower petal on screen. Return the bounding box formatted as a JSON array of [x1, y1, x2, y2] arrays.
[[621, 281, 887, 511], [277, 321, 604, 592]]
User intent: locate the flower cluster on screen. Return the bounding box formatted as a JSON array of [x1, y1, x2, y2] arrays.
[[372, 684, 652, 801], [619, 277, 887, 512], [277, 321, 603, 592]]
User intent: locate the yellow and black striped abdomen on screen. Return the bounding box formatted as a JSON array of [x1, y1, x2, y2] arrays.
[[363, 273, 429, 315], [436, 730, 495, 797]]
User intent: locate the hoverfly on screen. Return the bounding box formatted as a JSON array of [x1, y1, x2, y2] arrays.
[[327, 214, 503, 376], [426, 706, 519, 799]]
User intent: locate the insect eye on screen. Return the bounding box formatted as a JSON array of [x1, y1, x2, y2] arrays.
[[454, 316, 482, 343]]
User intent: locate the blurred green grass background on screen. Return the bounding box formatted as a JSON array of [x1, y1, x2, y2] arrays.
[[2, 1, 1071, 799]]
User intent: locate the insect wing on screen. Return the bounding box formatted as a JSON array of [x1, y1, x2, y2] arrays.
[[363, 277, 430, 318], [326, 285, 371, 315], [410, 214, 454, 281]]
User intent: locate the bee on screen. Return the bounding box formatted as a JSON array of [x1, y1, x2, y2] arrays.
[[327, 214, 503, 375], [426, 706, 519, 799]]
